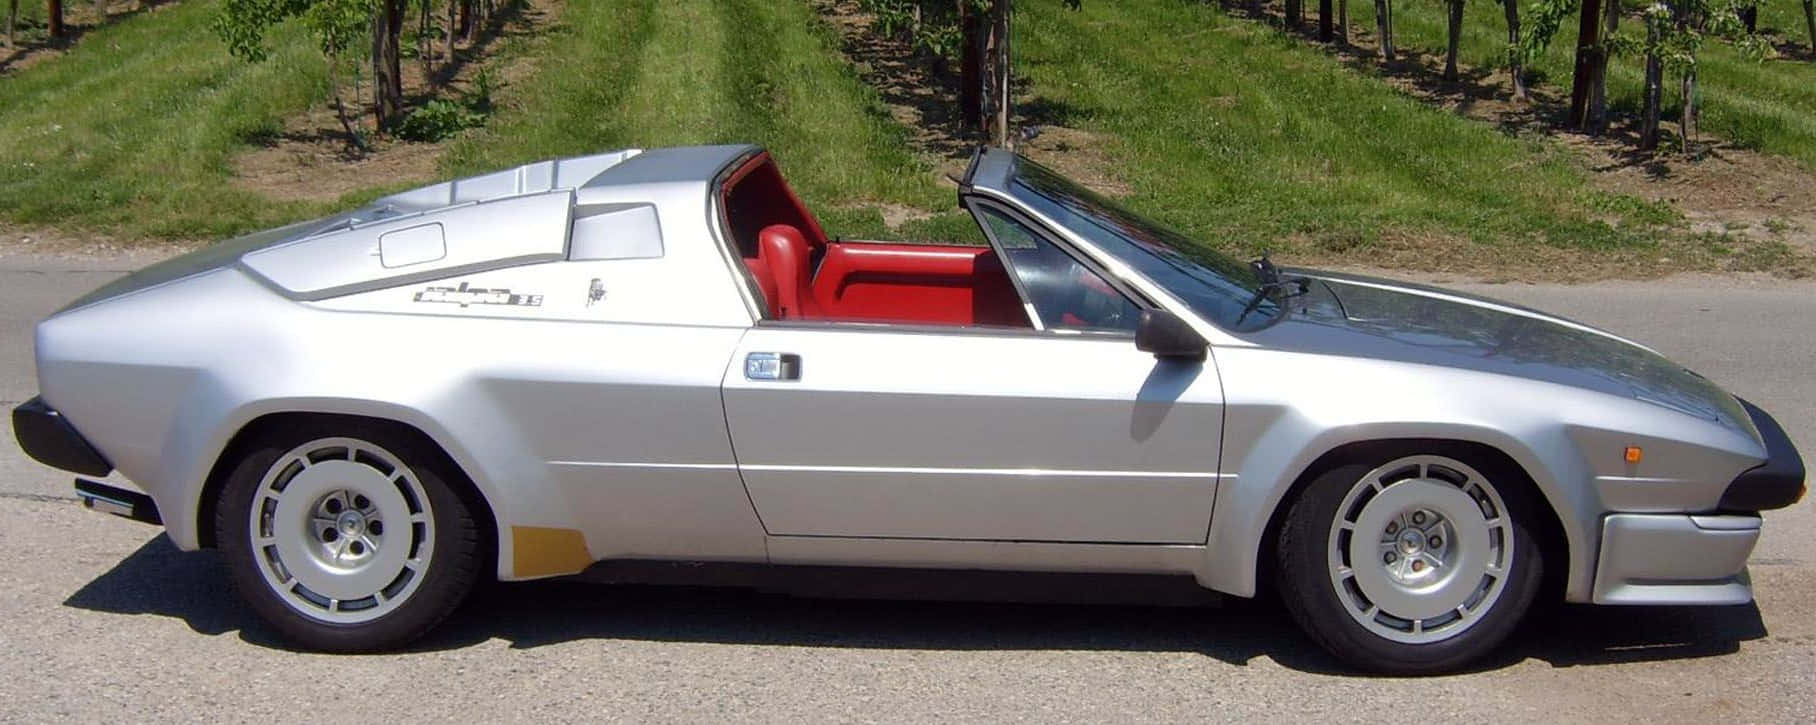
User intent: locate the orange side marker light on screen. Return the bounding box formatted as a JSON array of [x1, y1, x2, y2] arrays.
[[1624, 446, 1643, 464]]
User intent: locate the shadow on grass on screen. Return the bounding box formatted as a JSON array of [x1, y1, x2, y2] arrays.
[[815, 0, 979, 161], [65, 534, 1769, 675], [1769, 35, 1814, 64], [0, 0, 179, 75], [1238, 4, 1776, 183], [240, 0, 553, 157], [414, 0, 550, 103]]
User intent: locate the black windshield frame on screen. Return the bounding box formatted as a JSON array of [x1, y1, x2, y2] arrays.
[[1000, 157, 1282, 332]]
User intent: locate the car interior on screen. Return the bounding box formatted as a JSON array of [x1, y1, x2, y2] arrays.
[[721, 152, 1031, 328]]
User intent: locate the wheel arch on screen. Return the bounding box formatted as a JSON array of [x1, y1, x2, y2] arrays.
[[1205, 425, 1594, 603], [195, 411, 500, 581], [1252, 438, 1569, 607]]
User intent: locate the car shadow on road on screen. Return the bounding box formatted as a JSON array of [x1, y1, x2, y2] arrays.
[[65, 535, 1768, 675]]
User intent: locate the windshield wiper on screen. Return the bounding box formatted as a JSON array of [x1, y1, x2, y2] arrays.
[[1235, 256, 1310, 325]]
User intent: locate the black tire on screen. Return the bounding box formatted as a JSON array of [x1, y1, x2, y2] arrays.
[[1276, 450, 1545, 674], [216, 420, 481, 652]]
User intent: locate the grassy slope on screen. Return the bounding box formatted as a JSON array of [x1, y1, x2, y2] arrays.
[[0, 0, 334, 239], [1014, 0, 1670, 260], [443, 0, 975, 240], [0, 0, 1783, 273], [1347, 1, 1816, 167]]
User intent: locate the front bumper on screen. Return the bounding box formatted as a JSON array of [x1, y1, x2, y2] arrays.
[[10, 396, 112, 476], [1593, 400, 1809, 605], [1720, 399, 1806, 512], [1591, 513, 1759, 605]]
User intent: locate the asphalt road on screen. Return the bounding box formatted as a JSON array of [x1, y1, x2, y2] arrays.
[[1, 254, 1812, 722]]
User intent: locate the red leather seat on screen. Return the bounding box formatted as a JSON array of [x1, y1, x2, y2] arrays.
[[757, 224, 817, 319]]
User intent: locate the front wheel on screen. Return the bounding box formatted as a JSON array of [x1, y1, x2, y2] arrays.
[[1277, 453, 1544, 674], [217, 424, 481, 651]]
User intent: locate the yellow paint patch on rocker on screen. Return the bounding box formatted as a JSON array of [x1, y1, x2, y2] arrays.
[[510, 526, 594, 578]]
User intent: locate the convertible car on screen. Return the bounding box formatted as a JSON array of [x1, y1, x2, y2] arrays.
[[12, 145, 1804, 672]]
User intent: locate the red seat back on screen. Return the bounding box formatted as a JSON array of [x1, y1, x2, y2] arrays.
[[757, 224, 816, 319]]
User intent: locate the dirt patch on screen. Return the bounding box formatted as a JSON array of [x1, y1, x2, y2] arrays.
[[0, 221, 197, 259], [233, 124, 446, 203], [1571, 139, 1816, 255], [1014, 125, 1133, 197], [231, 0, 562, 202]]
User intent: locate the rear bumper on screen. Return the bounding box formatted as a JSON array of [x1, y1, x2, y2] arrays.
[[1721, 399, 1805, 512], [1591, 513, 1759, 605], [10, 396, 112, 476]]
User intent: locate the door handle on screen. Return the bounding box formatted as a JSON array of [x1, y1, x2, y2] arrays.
[[744, 352, 802, 381]]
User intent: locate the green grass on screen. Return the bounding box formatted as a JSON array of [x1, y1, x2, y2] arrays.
[[0, 0, 337, 239], [443, 0, 975, 240], [1013, 0, 1668, 259], [1344, 0, 1816, 167], [0, 0, 1797, 277]]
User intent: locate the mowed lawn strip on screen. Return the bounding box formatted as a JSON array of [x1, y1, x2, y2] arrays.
[[0, 0, 334, 239], [1012, 0, 1677, 261], [446, 0, 971, 241]]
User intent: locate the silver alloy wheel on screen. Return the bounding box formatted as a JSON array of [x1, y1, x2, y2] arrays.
[[248, 437, 436, 623], [1325, 455, 1514, 644]]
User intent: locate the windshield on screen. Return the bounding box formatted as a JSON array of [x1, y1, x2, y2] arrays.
[[1004, 157, 1281, 331]]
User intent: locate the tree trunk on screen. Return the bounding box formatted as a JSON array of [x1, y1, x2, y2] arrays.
[[1443, 0, 1463, 80], [1319, 0, 1332, 40], [46, 0, 62, 38], [1502, 0, 1527, 101], [959, 0, 983, 131], [1385, 0, 1393, 55], [1737, 4, 1755, 33], [327, 56, 371, 152], [445, 0, 456, 61], [1639, 19, 1662, 151], [1678, 8, 1694, 154], [987, 0, 1012, 148], [6, 0, 17, 49], [418, 0, 431, 71], [1588, 0, 1618, 133], [1288, 0, 1303, 28], [1567, 0, 1605, 129], [1680, 67, 1695, 153], [459, 0, 477, 43], [371, 0, 407, 129], [1374, 0, 1393, 60], [1339, 0, 1348, 42], [1803, 0, 1815, 54]]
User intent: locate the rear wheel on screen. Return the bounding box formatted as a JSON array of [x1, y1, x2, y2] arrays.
[[1277, 452, 1544, 674], [216, 423, 480, 651]]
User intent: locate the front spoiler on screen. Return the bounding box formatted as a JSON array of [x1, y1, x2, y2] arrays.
[[10, 396, 112, 476], [1591, 513, 1759, 605]]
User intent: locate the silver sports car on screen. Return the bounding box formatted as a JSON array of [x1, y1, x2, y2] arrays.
[[12, 145, 1804, 673]]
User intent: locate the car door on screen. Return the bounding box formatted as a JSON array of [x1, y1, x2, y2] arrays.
[[719, 204, 1226, 544]]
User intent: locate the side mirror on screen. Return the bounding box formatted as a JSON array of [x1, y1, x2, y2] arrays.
[[1136, 309, 1208, 361]]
